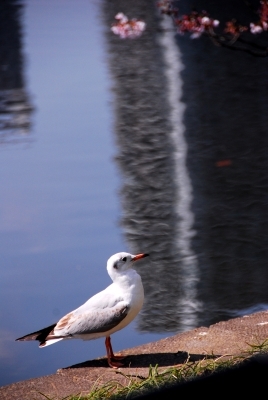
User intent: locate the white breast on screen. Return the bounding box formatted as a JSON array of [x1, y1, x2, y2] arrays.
[[73, 269, 144, 341], [108, 269, 144, 334]]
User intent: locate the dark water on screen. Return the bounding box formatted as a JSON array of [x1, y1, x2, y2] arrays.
[[1, 0, 268, 388], [103, 0, 268, 331]]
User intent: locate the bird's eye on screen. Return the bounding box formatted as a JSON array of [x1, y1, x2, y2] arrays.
[[122, 257, 127, 262]]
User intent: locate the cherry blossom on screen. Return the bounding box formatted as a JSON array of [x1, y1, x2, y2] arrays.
[[111, 13, 146, 39], [250, 0, 268, 33], [224, 20, 248, 35], [111, 1, 268, 56], [250, 23, 264, 33], [175, 11, 220, 39]]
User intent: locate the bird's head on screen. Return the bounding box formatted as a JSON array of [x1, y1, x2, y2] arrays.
[[107, 252, 149, 279]]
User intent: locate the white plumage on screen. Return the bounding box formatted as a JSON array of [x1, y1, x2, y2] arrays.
[[16, 252, 149, 368]]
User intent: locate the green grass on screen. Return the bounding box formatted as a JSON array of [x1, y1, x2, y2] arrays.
[[38, 338, 268, 400]]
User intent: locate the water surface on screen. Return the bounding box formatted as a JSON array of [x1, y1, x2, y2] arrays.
[[0, 0, 167, 386], [1, 0, 268, 388]]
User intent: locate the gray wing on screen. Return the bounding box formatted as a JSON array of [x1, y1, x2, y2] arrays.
[[53, 303, 129, 337]]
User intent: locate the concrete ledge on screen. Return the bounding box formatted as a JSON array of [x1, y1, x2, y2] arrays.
[[1, 310, 268, 399]]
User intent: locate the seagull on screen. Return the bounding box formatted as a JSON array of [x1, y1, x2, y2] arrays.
[[16, 252, 149, 368]]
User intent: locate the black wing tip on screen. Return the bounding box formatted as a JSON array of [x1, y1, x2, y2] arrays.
[[15, 323, 57, 343], [15, 335, 35, 342]]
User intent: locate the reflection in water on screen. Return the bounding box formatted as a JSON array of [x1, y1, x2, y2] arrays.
[[177, 1, 268, 326], [103, 0, 199, 333], [0, 0, 33, 144], [104, 0, 268, 332], [159, 15, 201, 331]]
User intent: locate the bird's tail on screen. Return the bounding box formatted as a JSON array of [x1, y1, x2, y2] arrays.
[[15, 323, 63, 347]]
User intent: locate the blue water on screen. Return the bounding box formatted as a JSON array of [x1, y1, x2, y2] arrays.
[[2, 0, 268, 388], [0, 0, 167, 386]]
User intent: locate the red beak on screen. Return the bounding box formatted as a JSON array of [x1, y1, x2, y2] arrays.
[[132, 253, 149, 262]]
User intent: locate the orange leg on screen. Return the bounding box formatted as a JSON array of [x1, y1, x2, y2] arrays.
[[105, 336, 125, 368]]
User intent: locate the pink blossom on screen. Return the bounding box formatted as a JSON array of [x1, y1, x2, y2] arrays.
[[260, 0, 268, 24], [175, 11, 220, 39], [201, 16, 210, 25], [250, 23, 263, 33], [111, 13, 146, 39], [249, 0, 268, 33], [225, 20, 248, 35], [114, 12, 128, 24]]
